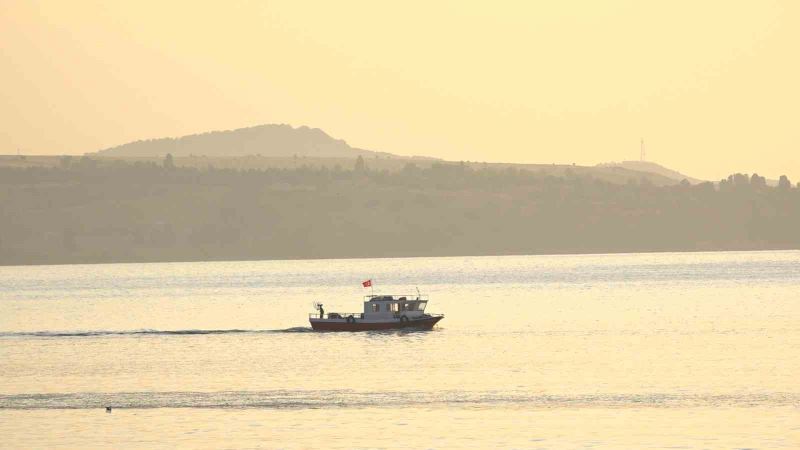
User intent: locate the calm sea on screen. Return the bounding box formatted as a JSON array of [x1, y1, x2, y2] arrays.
[[1, 251, 799, 449]]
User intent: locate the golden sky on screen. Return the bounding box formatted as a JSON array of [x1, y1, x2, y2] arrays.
[[2, 1, 798, 181]]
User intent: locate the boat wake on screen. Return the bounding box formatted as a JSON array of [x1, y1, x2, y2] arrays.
[[0, 327, 314, 338]]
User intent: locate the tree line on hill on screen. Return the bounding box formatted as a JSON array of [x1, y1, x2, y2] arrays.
[[0, 155, 798, 265]]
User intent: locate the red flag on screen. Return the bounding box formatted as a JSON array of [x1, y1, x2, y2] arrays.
[[362, 279, 372, 288]]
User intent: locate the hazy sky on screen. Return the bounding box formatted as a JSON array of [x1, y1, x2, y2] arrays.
[[2, 1, 798, 181]]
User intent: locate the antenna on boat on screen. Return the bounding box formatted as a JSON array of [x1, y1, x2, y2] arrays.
[[416, 286, 421, 300]]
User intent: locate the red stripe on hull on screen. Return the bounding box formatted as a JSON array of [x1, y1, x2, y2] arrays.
[[310, 316, 443, 332]]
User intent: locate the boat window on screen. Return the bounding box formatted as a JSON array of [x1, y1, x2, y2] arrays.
[[390, 303, 399, 312], [384, 304, 390, 312], [371, 304, 379, 312], [417, 302, 427, 311]]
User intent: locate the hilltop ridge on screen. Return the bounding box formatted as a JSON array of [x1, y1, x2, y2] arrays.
[[597, 160, 703, 184], [95, 124, 400, 159], [91, 124, 704, 187]]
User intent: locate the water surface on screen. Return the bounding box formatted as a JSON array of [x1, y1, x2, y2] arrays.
[[1, 251, 799, 448]]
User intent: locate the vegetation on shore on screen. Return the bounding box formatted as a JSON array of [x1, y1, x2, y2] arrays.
[[1, 155, 798, 265]]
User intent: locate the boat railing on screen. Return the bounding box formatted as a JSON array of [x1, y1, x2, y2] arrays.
[[365, 294, 428, 301], [309, 312, 364, 320]]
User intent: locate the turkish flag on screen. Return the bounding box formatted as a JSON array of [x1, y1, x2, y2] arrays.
[[362, 279, 372, 288]]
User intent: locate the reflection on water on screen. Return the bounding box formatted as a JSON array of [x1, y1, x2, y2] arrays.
[[1, 251, 799, 448]]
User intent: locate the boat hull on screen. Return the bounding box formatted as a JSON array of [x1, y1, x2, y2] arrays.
[[310, 315, 443, 332]]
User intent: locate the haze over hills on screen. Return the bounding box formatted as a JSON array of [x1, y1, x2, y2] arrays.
[[95, 124, 403, 159]]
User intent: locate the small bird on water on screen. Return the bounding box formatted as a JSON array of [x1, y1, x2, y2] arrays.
[[105, 407, 112, 413]]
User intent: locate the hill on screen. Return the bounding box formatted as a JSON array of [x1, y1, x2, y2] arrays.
[[85, 124, 688, 186], [598, 160, 702, 184], [1, 155, 680, 187], [0, 161, 797, 266], [94, 124, 399, 158]]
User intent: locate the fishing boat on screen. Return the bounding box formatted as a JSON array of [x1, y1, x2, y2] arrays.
[[309, 294, 444, 331]]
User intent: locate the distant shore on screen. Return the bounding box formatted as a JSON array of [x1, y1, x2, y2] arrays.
[[1, 159, 797, 267], [3, 244, 797, 268]]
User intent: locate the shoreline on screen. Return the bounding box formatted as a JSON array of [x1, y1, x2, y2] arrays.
[[2, 245, 797, 268]]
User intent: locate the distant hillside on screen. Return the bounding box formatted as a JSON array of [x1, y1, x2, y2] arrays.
[[95, 124, 397, 158], [1, 161, 798, 266], [598, 161, 703, 184], [2, 155, 680, 187], [92, 125, 688, 186]]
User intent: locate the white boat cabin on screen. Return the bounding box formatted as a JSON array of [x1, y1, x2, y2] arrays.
[[323, 294, 429, 321], [363, 294, 429, 320]]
